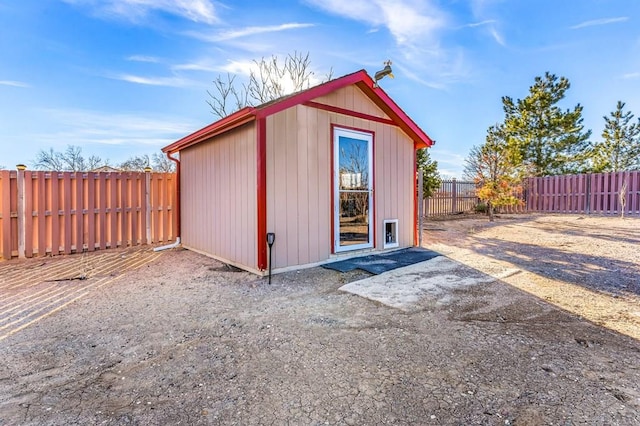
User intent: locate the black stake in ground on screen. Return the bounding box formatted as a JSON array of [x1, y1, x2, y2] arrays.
[[266, 233, 275, 284]]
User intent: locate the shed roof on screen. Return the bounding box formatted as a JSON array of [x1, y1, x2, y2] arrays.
[[162, 69, 433, 154]]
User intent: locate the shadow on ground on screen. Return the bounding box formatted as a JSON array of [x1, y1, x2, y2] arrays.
[[466, 236, 640, 296]]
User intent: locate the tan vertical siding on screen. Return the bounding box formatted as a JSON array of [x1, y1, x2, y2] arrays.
[[181, 123, 257, 270], [265, 85, 415, 269]]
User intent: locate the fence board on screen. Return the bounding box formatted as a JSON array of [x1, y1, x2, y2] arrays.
[[109, 175, 117, 248], [143, 173, 149, 245], [1, 171, 11, 259], [75, 173, 84, 252], [51, 173, 60, 256], [99, 173, 107, 250], [24, 171, 33, 257], [62, 173, 72, 254], [87, 173, 96, 252], [36, 172, 46, 256], [631, 171, 640, 213], [162, 173, 170, 241]]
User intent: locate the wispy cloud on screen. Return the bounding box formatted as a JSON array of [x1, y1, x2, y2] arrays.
[[0, 80, 31, 88], [394, 62, 447, 90], [570, 16, 628, 30], [172, 62, 217, 72], [62, 0, 218, 24], [112, 74, 193, 87], [430, 149, 468, 178], [622, 72, 640, 79], [34, 108, 197, 147], [461, 18, 504, 46], [126, 55, 161, 63], [305, 0, 445, 48], [489, 27, 505, 46], [463, 19, 496, 28], [216, 23, 315, 41], [304, 0, 468, 87], [185, 22, 315, 43], [218, 59, 255, 76]]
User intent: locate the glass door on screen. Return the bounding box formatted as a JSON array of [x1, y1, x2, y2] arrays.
[[334, 128, 373, 252]]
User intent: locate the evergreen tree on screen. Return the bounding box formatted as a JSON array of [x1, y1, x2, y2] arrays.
[[501, 72, 591, 176], [591, 101, 640, 172], [416, 148, 441, 198]]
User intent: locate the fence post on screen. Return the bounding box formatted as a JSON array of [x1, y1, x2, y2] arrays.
[[16, 164, 27, 258], [418, 170, 423, 247], [585, 174, 591, 214], [451, 178, 457, 213], [145, 167, 152, 244]]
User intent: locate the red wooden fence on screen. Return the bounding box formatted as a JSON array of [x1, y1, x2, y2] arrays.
[[526, 171, 640, 215], [0, 169, 177, 260]]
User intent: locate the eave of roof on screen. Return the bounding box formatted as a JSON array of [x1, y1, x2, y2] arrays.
[[162, 69, 433, 154]]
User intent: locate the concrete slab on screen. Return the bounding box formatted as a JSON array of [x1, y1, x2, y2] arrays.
[[339, 256, 520, 311]]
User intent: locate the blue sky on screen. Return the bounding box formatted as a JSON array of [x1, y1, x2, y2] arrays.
[[1, 0, 639, 177]]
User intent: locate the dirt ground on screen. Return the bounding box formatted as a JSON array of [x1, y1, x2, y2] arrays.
[[1, 214, 639, 425]]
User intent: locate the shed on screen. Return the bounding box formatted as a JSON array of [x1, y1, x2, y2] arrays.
[[162, 69, 434, 275]]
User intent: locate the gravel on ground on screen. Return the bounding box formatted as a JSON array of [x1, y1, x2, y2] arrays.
[[0, 213, 639, 425]]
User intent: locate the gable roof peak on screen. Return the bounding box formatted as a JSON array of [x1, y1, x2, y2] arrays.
[[162, 69, 432, 154]]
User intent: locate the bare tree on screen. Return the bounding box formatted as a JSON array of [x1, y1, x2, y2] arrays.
[[208, 51, 334, 118], [151, 153, 176, 172], [619, 179, 628, 219], [119, 154, 151, 171], [119, 153, 176, 172], [33, 145, 104, 171], [32, 146, 176, 173]]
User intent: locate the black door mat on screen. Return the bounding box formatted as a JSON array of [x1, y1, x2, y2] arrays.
[[322, 247, 441, 275]]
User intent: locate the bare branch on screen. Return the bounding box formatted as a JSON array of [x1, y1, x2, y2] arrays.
[[207, 74, 240, 119], [151, 153, 176, 172], [207, 52, 333, 118], [119, 154, 150, 172], [33, 147, 64, 171]]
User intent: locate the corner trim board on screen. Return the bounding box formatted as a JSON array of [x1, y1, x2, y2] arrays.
[[257, 118, 267, 270]]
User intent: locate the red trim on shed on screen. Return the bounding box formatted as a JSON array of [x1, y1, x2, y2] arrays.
[[413, 143, 419, 247], [303, 101, 396, 126], [257, 118, 267, 270], [329, 125, 336, 254], [355, 80, 432, 149], [330, 124, 377, 253], [163, 107, 256, 154]]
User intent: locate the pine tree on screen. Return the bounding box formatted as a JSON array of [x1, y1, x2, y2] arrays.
[[591, 101, 640, 172], [416, 148, 441, 198], [502, 72, 591, 176]]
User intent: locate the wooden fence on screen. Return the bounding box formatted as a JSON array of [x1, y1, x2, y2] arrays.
[[526, 170, 640, 215], [0, 169, 177, 260], [423, 179, 479, 217]]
